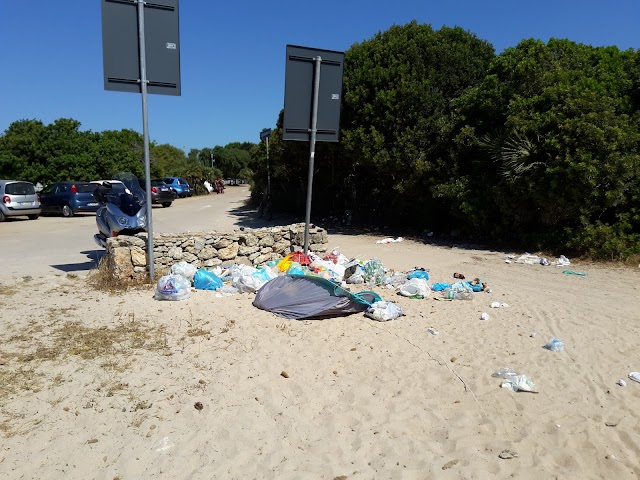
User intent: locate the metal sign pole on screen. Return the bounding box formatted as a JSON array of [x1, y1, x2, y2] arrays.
[[303, 56, 322, 255], [266, 136, 270, 196], [137, 0, 155, 280]]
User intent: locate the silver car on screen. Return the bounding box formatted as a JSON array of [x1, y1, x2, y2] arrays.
[[0, 179, 41, 221]]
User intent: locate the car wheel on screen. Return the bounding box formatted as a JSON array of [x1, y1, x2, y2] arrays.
[[162, 202, 172, 208], [62, 204, 74, 217], [0, 211, 5, 222], [28, 214, 39, 220]]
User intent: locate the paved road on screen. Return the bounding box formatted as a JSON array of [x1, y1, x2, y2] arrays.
[[0, 186, 293, 280]]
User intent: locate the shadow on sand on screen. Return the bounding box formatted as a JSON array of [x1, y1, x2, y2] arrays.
[[225, 201, 493, 252], [51, 250, 105, 273]]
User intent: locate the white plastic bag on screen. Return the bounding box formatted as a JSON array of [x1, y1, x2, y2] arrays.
[[311, 258, 346, 281], [154, 274, 191, 301], [229, 264, 275, 293], [398, 278, 431, 298], [500, 375, 537, 393], [344, 260, 364, 284], [170, 261, 197, 283], [346, 271, 364, 284], [365, 301, 404, 322]]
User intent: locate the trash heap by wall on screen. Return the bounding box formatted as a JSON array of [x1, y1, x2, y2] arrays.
[[103, 223, 329, 279]]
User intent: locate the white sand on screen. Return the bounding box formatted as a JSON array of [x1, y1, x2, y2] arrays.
[[1, 235, 640, 479]]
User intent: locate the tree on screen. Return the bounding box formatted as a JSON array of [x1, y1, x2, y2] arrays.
[[455, 39, 640, 257], [262, 22, 495, 225]]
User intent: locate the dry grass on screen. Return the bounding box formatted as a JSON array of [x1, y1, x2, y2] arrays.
[[52, 318, 168, 360], [623, 253, 640, 269], [86, 257, 166, 294], [187, 327, 211, 337], [131, 413, 148, 428], [0, 282, 18, 297], [0, 313, 169, 406], [221, 319, 236, 333], [46, 306, 78, 322], [0, 364, 43, 400], [276, 321, 296, 337]]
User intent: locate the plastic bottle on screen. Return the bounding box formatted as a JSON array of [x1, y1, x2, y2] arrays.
[[442, 288, 473, 300]]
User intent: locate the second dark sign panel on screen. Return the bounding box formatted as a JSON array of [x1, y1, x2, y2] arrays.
[[282, 45, 344, 143]]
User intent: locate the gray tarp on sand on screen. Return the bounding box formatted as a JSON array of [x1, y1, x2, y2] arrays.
[[252, 274, 381, 320]]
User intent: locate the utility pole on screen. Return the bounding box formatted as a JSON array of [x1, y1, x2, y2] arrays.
[[259, 128, 273, 195]]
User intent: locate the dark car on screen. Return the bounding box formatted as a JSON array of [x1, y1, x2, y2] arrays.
[[39, 182, 101, 217], [146, 179, 174, 207], [163, 177, 191, 198]]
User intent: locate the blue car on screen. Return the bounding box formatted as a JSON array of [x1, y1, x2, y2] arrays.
[[39, 182, 101, 217], [163, 177, 191, 197]]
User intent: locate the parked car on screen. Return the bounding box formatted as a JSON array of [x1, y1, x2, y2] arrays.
[[163, 177, 191, 197], [140, 179, 174, 207], [0, 180, 41, 221], [90, 179, 124, 188], [39, 182, 101, 217]]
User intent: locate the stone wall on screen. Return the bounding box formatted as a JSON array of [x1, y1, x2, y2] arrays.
[[104, 223, 329, 279]]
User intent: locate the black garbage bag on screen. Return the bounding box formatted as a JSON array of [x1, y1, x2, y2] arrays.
[[252, 274, 381, 320]]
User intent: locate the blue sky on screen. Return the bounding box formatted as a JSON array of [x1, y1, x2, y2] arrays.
[[1, 0, 638, 152]]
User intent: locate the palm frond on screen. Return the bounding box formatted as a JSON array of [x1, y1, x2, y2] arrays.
[[480, 130, 547, 180]]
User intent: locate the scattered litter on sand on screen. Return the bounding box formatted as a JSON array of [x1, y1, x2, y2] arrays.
[[492, 368, 519, 379], [500, 375, 538, 393], [563, 270, 587, 276], [505, 253, 572, 267], [154, 274, 191, 301], [490, 301, 510, 308], [498, 450, 519, 459], [544, 338, 565, 352], [376, 237, 404, 244]]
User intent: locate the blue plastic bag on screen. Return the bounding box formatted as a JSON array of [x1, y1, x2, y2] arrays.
[[431, 283, 451, 292], [407, 269, 429, 281], [287, 262, 306, 276], [194, 269, 223, 291]]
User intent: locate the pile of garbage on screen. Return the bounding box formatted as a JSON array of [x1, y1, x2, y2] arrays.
[[153, 249, 497, 323], [155, 260, 278, 301]]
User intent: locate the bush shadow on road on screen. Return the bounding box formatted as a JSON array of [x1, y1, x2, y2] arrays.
[[227, 204, 298, 230]]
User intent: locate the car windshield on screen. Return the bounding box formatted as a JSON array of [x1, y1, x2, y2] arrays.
[[151, 179, 165, 186], [5, 182, 35, 195], [179, 178, 188, 185], [164, 178, 174, 184]]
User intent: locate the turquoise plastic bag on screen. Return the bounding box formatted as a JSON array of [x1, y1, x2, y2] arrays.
[[194, 269, 223, 290], [407, 270, 429, 280]]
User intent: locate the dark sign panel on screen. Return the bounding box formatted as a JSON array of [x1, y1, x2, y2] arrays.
[[283, 45, 344, 142], [102, 0, 181, 96], [260, 128, 273, 141]]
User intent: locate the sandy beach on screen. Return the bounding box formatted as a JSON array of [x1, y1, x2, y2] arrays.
[[1, 233, 640, 479]]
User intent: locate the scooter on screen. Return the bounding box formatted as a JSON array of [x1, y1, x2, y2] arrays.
[[93, 173, 147, 248]]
